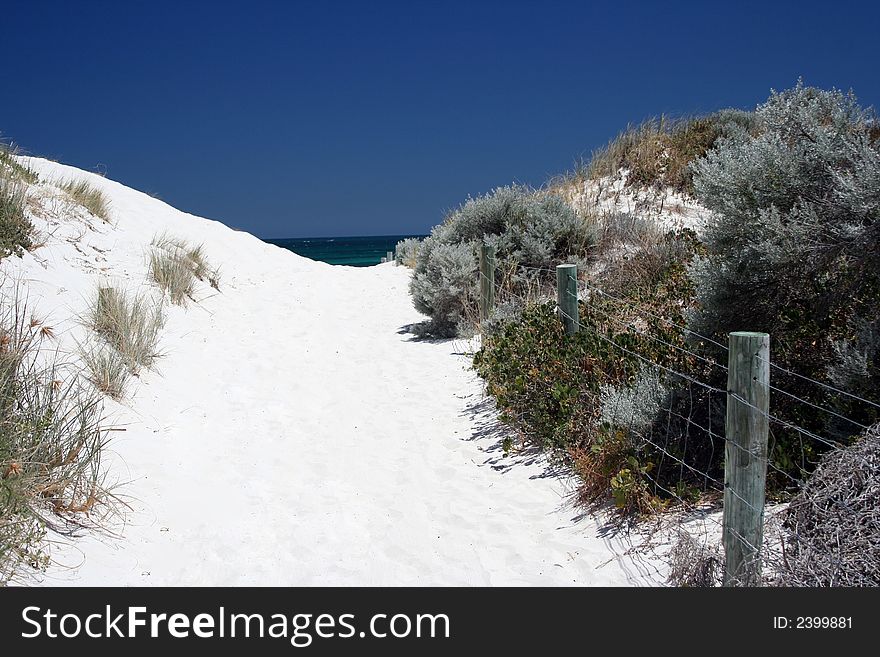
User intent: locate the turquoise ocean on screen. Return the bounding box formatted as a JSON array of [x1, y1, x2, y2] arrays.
[[265, 235, 426, 267]]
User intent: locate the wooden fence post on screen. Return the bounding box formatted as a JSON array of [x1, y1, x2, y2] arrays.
[[479, 245, 495, 321], [556, 264, 579, 335], [723, 331, 770, 586], [386, 250, 394, 264]]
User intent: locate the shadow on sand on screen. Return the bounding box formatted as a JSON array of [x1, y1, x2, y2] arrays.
[[460, 395, 649, 542], [460, 396, 568, 481], [396, 322, 456, 344]]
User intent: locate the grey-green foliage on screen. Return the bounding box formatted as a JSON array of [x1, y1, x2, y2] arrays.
[[410, 240, 478, 336], [88, 286, 165, 374], [690, 81, 880, 438], [2, 292, 108, 582], [60, 179, 110, 221], [827, 317, 880, 423], [500, 193, 592, 265], [410, 185, 595, 336], [394, 237, 421, 267], [599, 366, 668, 439], [0, 176, 30, 258], [691, 83, 879, 326], [0, 142, 38, 185], [702, 108, 758, 146], [480, 301, 524, 339], [0, 144, 33, 258], [149, 233, 219, 304], [0, 143, 37, 259]]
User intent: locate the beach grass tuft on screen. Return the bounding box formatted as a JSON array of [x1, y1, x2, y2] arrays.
[[1, 290, 111, 582], [149, 248, 196, 304], [0, 175, 30, 258], [88, 285, 165, 373], [0, 143, 33, 258], [149, 233, 219, 303], [0, 142, 38, 185], [80, 342, 131, 400], [60, 178, 110, 221]]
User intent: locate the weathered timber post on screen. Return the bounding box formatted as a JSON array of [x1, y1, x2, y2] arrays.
[[386, 251, 394, 264], [479, 244, 495, 322], [556, 263, 579, 335], [723, 331, 770, 586]]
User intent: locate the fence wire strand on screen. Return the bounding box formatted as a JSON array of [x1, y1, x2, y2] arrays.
[[475, 261, 878, 585]]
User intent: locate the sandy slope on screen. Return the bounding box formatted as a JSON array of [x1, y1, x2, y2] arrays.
[[2, 157, 661, 586]]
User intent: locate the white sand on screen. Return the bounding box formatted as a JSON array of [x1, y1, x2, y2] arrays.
[[2, 157, 663, 586], [555, 169, 709, 233]]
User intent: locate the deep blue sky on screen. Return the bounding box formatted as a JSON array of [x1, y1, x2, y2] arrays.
[[2, 1, 878, 238]]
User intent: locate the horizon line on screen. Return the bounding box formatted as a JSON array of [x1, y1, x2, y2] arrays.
[[261, 232, 429, 241]]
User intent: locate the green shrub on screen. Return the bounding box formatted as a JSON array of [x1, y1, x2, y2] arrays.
[[0, 143, 38, 185], [0, 175, 31, 258], [690, 82, 880, 482], [474, 229, 710, 513], [411, 185, 595, 336], [465, 82, 880, 520], [60, 179, 110, 221], [394, 237, 421, 267], [1, 293, 109, 583]]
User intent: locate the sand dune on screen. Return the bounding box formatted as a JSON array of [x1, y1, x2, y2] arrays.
[[2, 157, 660, 586]]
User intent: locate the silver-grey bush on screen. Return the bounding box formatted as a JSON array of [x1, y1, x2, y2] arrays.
[[410, 185, 595, 336]]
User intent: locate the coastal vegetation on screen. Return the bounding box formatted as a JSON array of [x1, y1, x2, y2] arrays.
[[412, 82, 880, 583], [2, 80, 876, 586], [150, 233, 220, 304], [79, 285, 166, 399], [60, 178, 110, 222], [393, 237, 421, 268], [409, 185, 595, 337], [79, 235, 219, 401], [1, 148, 221, 580], [1, 291, 111, 581], [571, 109, 757, 195], [0, 143, 38, 186], [0, 143, 34, 258], [88, 285, 165, 372], [79, 342, 132, 399]]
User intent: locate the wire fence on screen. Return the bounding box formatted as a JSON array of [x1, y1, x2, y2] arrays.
[[471, 255, 878, 586]]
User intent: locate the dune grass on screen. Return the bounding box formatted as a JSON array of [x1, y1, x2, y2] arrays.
[[0, 143, 34, 258], [88, 285, 165, 372], [79, 342, 131, 400], [79, 284, 166, 400], [149, 248, 196, 304], [60, 178, 110, 221], [0, 143, 38, 186], [1, 291, 110, 583], [562, 111, 756, 195], [150, 233, 220, 304], [0, 175, 31, 258]]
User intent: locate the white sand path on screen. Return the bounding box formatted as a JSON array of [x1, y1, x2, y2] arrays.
[[5, 157, 660, 586]]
